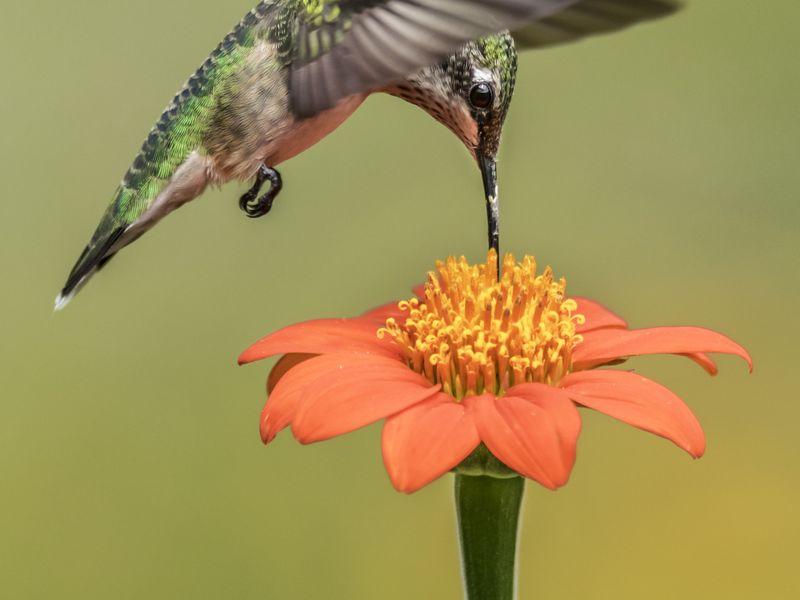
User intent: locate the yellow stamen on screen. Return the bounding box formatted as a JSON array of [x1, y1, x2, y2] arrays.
[[378, 250, 584, 399]]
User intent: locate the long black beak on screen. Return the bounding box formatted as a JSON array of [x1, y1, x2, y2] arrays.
[[477, 151, 500, 263]]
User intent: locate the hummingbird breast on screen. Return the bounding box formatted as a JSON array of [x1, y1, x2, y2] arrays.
[[266, 93, 366, 167]]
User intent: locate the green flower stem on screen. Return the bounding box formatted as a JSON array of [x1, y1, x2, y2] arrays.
[[454, 474, 525, 600]]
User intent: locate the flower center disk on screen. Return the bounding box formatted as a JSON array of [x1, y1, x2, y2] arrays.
[[380, 251, 584, 399]]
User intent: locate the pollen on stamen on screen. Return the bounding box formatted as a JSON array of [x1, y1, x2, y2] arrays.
[[378, 250, 584, 399]]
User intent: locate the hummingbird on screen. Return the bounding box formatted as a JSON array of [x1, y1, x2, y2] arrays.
[[56, 0, 679, 309]]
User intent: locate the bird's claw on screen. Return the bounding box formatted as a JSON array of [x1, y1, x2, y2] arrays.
[[239, 191, 275, 219], [239, 164, 283, 219]]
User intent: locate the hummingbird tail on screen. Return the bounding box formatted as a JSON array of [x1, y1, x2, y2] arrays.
[[55, 221, 126, 311], [55, 150, 212, 310]]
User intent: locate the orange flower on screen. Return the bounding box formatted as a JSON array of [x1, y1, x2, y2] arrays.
[[239, 252, 751, 493]]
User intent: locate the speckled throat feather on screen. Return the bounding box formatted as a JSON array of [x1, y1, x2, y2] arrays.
[[388, 33, 517, 157]]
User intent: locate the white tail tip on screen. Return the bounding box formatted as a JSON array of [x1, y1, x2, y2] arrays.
[[53, 292, 74, 312]]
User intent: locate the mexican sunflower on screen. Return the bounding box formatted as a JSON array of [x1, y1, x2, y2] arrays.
[[239, 252, 751, 493]]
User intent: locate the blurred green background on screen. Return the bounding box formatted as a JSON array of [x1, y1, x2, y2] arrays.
[[1, 1, 797, 598]]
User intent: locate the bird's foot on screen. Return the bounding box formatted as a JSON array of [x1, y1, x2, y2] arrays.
[[239, 164, 283, 218]]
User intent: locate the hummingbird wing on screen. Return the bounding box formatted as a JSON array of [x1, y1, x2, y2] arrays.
[[287, 0, 586, 117], [510, 0, 680, 49]]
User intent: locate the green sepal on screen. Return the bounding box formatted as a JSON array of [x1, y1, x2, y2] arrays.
[[455, 443, 518, 479]]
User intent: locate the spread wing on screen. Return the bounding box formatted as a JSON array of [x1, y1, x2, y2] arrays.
[[286, 0, 583, 117], [511, 0, 680, 49]]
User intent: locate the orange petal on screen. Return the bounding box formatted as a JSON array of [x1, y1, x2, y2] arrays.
[[506, 383, 582, 472], [268, 353, 316, 393], [358, 301, 406, 324], [683, 353, 718, 376], [291, 355, 440, 444], [560, 370, 706, 457], [239, 319, 398, 365], [381, 394, 480, 493], [260, 354, 339, 444], [573, 327, 753, 372], [466, 390, 579, 490], [571, 296, 628, 333]]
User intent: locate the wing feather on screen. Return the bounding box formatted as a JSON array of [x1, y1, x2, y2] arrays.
[[512, 0, 681, 49], [289, 0, 582, 117]]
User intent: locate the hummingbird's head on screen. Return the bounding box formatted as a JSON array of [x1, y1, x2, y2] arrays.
[[390, 33, 517, 246]]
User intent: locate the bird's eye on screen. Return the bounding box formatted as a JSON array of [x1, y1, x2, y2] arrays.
[[469, 82, 494, 110]]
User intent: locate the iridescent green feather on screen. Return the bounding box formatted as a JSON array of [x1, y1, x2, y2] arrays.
[[269, 0, 362, 65], [61, 4, 277, 299], [114, 15, 264, 225], [109, 0, 356, 228], [478, 35, 518, 114]]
